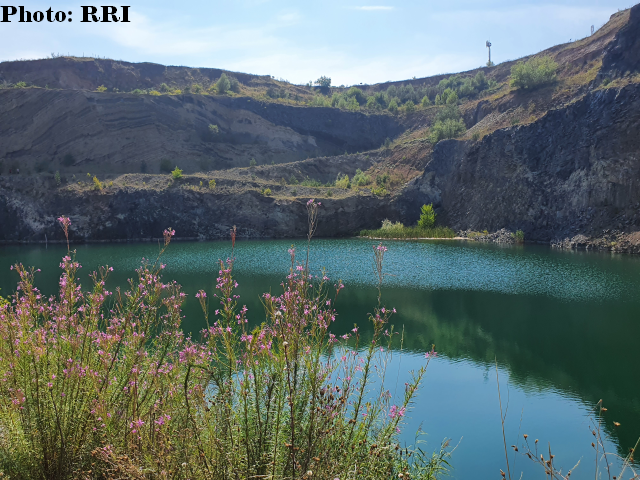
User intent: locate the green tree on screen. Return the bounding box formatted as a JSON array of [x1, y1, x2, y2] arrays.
[[249, 158, 257, 167], [315, 76, 331, 87], [421, 96, 431, 108], [418, 204, 436, 228], [335, 173, 350, 189], [404, 100, 415, 113], [216, 73, 231, 94], [510, 56, 558, 89], [429, 118, 466, 143], [345, 87, 366, 105], [346, 97, 360, 111], [387, 99, 399, 113], [171, 167, 183, 179]]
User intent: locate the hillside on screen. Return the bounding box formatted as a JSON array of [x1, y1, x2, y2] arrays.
[[1, 4, 639, 252]]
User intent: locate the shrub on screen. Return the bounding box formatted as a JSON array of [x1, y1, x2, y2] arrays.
[[171, 166, 183, 179], [352, 169, 371, 186], [404, 100, 415, 113], [372, 186, 387, 196], [421, 96, 431, 107], [209, 124, 219, 134], [216, 73, 231, 94], [191, 84, 203, 94], [289, 175, 299, 185], [62, 153, 75, 167], [131, 89, 143, 95], [54, 170, 61, 185], [96, 85, 107, 92], [383, 137, 392, 149], [418, 203, 436, 228], [209, 179, 216, 189], [14, 81, 27, 88], [262, 187, 272, 196], [510, 56, 558, 89], [345, 87, 366, 105], [159, 83, 170, 92], [514, 229, 525, 243], [346, 97, 360, 111], [149, 90, 161, 96], [159, 158, 172, 173], [430, 119, 463, 142], [376, 173, 390, 186], [301, 177, 322, 187], [229, 76, 240, 93], [326, 189, 333, 197], [315, 75, 331, 87], [249, 158, 257, 167], [172, 88, 182, 95], [92, 176, 103, 191], [387, 99, 398, 113], [335, 173, 350, 189], [472, 131, 481, 141]]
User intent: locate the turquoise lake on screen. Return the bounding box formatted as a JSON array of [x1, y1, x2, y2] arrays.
[[1, 238, 639, 479]]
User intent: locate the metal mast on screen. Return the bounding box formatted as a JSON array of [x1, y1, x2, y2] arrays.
[[486, 41, 492, 66]]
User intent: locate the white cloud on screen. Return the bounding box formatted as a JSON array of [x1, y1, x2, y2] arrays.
[[351, 6, 394, 11]]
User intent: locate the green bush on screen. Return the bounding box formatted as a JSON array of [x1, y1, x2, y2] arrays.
[[14, 81, 27, 88], [404, 100, 415, 113], [372, 186, 387, 196], [335, 173, 350, 189], [346, 97, 360, 111], [209, 179, 216, 189], [249, 158, 257, 167], [510, 56, 558, 89], [229, 76, 240, 93], [387, 99, 398, 113], [430, 119, 466, 143], [288, 175, 299, 185], [421, 96, 431, 107], [418, 204, 436, 229], [216, 73, 231, 94], [131, 89, 143, 95], [261, 187, 272, 196], [159, 83, 170, 92], [159, 158, 173, 173], [92, 176, 103, 191], [191, 84, 203, 94], [514, 229, 525, 243], [360, 221, 455, 239], [96, 85, 107, 92], [171, 167, 183, 179], [376, 173, 390, 186], [315, 76, 331, 87], [352, 169, 371, 186], [54, 171, 61, 185]]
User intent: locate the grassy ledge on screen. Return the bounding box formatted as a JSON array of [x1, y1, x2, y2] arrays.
[[360, 223, 456, 240]]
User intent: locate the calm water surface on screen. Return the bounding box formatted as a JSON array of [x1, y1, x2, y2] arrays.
[[1, 238, 639, 479]]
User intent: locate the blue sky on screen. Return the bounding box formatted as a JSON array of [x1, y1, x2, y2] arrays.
[[0, 1, 633, 85]]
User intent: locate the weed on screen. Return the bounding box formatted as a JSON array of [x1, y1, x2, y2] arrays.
[[171, 167, 183, 179], [209, 179, 216, 189]]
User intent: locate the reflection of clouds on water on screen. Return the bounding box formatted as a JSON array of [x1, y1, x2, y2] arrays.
[[132, 239, 639, 302]]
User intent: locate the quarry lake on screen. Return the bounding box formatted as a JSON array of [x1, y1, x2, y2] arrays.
[[1, 238, 639, 479]]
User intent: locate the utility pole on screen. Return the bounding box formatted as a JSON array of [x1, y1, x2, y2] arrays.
[[591, 25, 595, 35], [486, 41, 493, 67]]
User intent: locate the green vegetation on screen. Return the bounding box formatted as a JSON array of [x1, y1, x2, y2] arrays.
[[335, 173, 350, 189], [216, 73, 231, 94], [429, 105, 466, 143], [92, 176, 103, 191], [96, 85, 107, 92], [171, 166, 183, 179], [209, 179, 216, 189], [510, 56, 558, 89], [249, 158, 257, 167], [54, 171, 61, 186], [261, 187, 272, 196], [418, 204, 436, 229], [361, 219, 455, 239], [514, 229, 525, 243], [315, 75, 331, 87], [352, 169, 371, 186]]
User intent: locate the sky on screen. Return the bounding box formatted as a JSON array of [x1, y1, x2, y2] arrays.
[[0, 0, 634, 86]]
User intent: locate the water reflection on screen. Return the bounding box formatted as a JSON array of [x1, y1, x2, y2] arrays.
[[0, 239, 638, 479]]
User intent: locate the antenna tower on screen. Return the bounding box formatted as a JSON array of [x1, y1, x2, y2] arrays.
[[486, 41, 492, 67]]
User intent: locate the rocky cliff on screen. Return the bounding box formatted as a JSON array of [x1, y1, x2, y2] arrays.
[[0, 89, 401, 173], [397, 83, 640, 248]]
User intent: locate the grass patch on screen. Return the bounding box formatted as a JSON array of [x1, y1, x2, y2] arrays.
[[360, 221, 455, 239]]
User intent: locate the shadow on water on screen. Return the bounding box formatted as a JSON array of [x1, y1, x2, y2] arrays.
[[1, 238, 639, 478]]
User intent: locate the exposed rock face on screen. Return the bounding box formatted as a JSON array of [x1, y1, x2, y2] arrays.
[[0, 179, 392, 243], [602, 4, 640, 77], [397, 84, 640, 246], [0, 90, 401, 173]]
